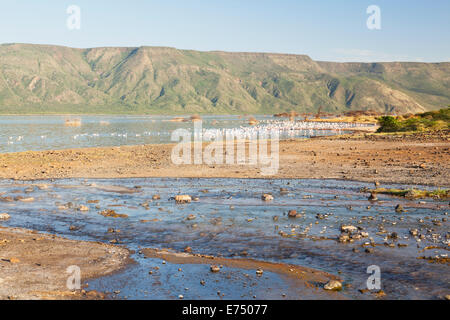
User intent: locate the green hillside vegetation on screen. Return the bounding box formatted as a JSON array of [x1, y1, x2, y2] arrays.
[[377, 107, 450, 132], [0, 43, 449, 115]]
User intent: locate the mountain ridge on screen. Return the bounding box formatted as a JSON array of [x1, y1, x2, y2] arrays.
[[0, 43, 448, 114]]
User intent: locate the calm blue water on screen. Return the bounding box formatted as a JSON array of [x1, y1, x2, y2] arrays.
[[0, 178, 448, 299], [0, 115, 362, 153]]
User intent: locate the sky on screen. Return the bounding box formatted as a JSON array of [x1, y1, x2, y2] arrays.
[[0, 0, 449, 62]]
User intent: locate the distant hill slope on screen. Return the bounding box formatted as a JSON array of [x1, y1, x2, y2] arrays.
[[0, 43, 448, 114]]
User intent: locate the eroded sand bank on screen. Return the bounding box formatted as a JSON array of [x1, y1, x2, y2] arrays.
[[0, 226, 130, 300]]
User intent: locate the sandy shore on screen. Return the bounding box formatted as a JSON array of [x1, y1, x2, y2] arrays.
[[0, 226, 130, 300], [143, 248, 345, 299], [0, 131, 448, 186]]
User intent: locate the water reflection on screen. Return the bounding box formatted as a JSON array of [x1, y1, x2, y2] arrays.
[[0, 115, 371, 153]]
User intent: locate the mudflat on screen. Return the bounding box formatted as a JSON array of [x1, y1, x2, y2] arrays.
[[0, 226, 130, 300], [0, 131, 448, 187]]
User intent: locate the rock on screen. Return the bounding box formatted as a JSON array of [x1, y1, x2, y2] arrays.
[[340, 225, 358, 233], [210, 265, 220, 273], [389, 232, 398, 240], [368, 193, 378, 201], [409, 229, 419, 237], [262, 194, 274, 201], [360, 232, 369, 238], [184, 246, 192, 253], [288, 210, 298, 218], [324, 280, 342, 291], [338, 234, 350, 243], [6, 257, 20, 264], [256, 268, 264, 276], [24, 187, 35, 193], [69, 225, 79, 231], [175, 195, 192, 204], [152, 195, 161, 200], [78, 205, 89, 212], [186, 214, 196, 221], [395, 204, 405, 213], [0, 196, 14, 202], [374, 290, 386, 298], [272, 216, 279, 222], [0, 213, 10, 220], [98, 210, 128, 218], [365, 248, 374, 254], [445, 295, 450, 300]]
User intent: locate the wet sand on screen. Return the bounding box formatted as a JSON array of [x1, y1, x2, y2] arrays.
[[0, 226, 130, 300], [142, 248, 344, 299], [0, 131, 448, 186]]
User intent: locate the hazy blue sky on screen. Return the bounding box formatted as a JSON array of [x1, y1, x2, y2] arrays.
[[0, 0, 449, 62]]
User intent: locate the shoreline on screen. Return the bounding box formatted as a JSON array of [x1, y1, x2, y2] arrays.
[[0, 226, 131, 300], [0, 132, 448, 187]]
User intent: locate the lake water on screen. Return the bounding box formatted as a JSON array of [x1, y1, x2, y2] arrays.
[[0, 115, 372, 153], [0, 178, 448, 299]]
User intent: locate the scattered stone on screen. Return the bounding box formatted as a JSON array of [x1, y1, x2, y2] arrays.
[[186, 214, 196, 221], [288, 210, 298, 218], [365, 248, 374, 254], [324, 280, 342, 291], [152, 195, 161, 200], [374, 290, 386, 298], [4, 257, 20, 264], [340, 225, 358, 233], [262, 194, 274, 201], [0, 213, 11, 220], [78, 205, 89, 212], [175, 195, 192, 204], [210, 265, 220, 273], [256, 268, 264, 276], [388, 232, 399, 239], [272, 216, 279, 222], [338, 234, 350, 243], [24, 187, 34, 193], [368, 193, 378, 201], [98, 210, 128, 218]]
